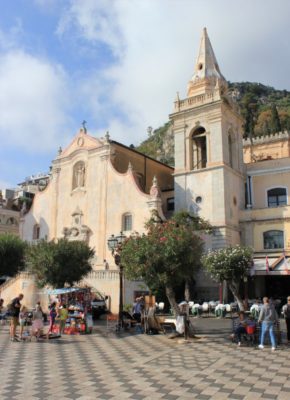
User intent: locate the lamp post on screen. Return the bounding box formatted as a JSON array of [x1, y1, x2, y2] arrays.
[[107, 231, 126, 330], [243, 275, 248, 310]]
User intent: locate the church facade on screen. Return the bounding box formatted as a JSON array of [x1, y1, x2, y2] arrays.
[[17, 131, 174, 311]]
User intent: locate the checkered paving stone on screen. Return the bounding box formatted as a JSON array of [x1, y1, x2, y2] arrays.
[[1, 326, 290, 400]]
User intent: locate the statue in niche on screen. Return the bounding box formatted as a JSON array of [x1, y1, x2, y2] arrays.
[[73, 162, 85, 189]]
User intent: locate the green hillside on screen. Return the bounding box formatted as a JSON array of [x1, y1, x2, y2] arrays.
[[135, 82, 290, 166], [228, 82, 290, 138]]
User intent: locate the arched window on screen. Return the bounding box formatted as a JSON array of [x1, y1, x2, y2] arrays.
[[122, 213, 132, 232], [263, 230, 284, 249], [267, 188, 287, 207], [191, 126, 207, 170], [33, 224, 40, 240], [72, 161, 86, 190]]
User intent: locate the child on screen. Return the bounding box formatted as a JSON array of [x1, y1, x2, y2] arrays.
[[59, 304, 68, 335], [32, 304, 44, 341], [19, 306, 28, 340]]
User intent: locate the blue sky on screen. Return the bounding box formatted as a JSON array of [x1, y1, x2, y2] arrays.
[[1, 0, 290, 187]]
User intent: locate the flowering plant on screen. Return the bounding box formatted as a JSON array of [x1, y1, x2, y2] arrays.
[[202, 245, 253, 310], [120, 210, 212, 315]]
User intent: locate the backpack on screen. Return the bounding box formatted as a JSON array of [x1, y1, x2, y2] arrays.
[[6, 299, 18, 316], [284, 304, 290, 319], [6, 302, 15, 315]]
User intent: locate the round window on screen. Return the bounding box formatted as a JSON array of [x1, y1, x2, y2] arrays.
[[198, 63, 203, 70], [195, 196, 202, 204]]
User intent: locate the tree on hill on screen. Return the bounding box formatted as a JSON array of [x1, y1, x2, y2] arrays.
[[120, 211, 212, 315], [202, 245, 253, 311], [270, 103, 282, 133], [26, 239, 94, 288], [0, 234, 26, 278]]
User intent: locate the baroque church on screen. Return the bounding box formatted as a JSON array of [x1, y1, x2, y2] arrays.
[[1, 28, 290, 311]]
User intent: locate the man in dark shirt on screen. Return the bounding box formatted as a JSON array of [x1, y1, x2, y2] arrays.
[[10, 293, 24, 341]]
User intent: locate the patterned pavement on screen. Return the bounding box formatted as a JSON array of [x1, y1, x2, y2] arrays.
[[1, 322, 290, 400]]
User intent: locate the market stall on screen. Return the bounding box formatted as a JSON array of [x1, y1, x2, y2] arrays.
[[47, 287, 94, 335]]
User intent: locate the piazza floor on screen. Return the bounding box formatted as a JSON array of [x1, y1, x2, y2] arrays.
[[1, 320, 290, 400]]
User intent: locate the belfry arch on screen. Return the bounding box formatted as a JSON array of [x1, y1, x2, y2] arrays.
[[191, 126, 207, 170]]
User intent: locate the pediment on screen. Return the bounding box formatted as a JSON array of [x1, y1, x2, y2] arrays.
[[60, 129, 105, 158]]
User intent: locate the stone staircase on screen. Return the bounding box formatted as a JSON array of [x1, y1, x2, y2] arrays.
[[0, 272, 43, 309]]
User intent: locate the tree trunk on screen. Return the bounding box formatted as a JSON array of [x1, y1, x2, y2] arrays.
[[165, 285, 180, 316], [184, 279, 190, 302], [228, 282, 244, 311]]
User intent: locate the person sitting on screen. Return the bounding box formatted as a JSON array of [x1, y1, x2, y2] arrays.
[[231, 311, 248, 346]]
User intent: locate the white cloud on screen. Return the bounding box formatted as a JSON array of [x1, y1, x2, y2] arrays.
[[56, 0, 125, 57], [0, 50, 73, 152], [55, 0, 290, 146]]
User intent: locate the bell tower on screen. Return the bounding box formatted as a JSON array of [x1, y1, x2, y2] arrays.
[[170, 28, 245, 248]]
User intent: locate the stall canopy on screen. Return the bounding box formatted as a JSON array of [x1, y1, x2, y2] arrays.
[[46, 288, 85, 295]]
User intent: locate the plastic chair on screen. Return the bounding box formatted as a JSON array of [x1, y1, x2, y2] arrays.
[[250, 305, 260, 320], [225, 304, 232, 317], [202, 302, 209, 317], [192, 304, 201, 317], [215, 304, 226, 318]]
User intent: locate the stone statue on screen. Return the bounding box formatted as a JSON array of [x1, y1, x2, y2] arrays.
[[75, 164, 85, 187]]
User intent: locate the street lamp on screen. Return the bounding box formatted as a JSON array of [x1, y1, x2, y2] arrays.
[[107, 231, 126, 330]]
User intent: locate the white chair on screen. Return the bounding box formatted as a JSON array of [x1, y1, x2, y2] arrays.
[[225, 304, 232, 317], [192, 304, 201, 317], [202, 302, 209, 316], [209, 301, 216, 315]]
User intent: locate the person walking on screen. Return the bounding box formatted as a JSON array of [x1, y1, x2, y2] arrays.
[[46, 302, 57, 339], [9, 293, 24, 341], [282, 296, 290, 344], [258, 296, 278, 351]]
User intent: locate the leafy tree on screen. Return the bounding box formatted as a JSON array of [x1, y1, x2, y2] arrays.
[[270, 103, 282, 133], [0, 234, 26, 277], [120, 211, 212, 315], [26, 239, 94, 288], [255, 110, 271, 136], [279, 109, 290, 131], [202, 245, 253, 311]]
